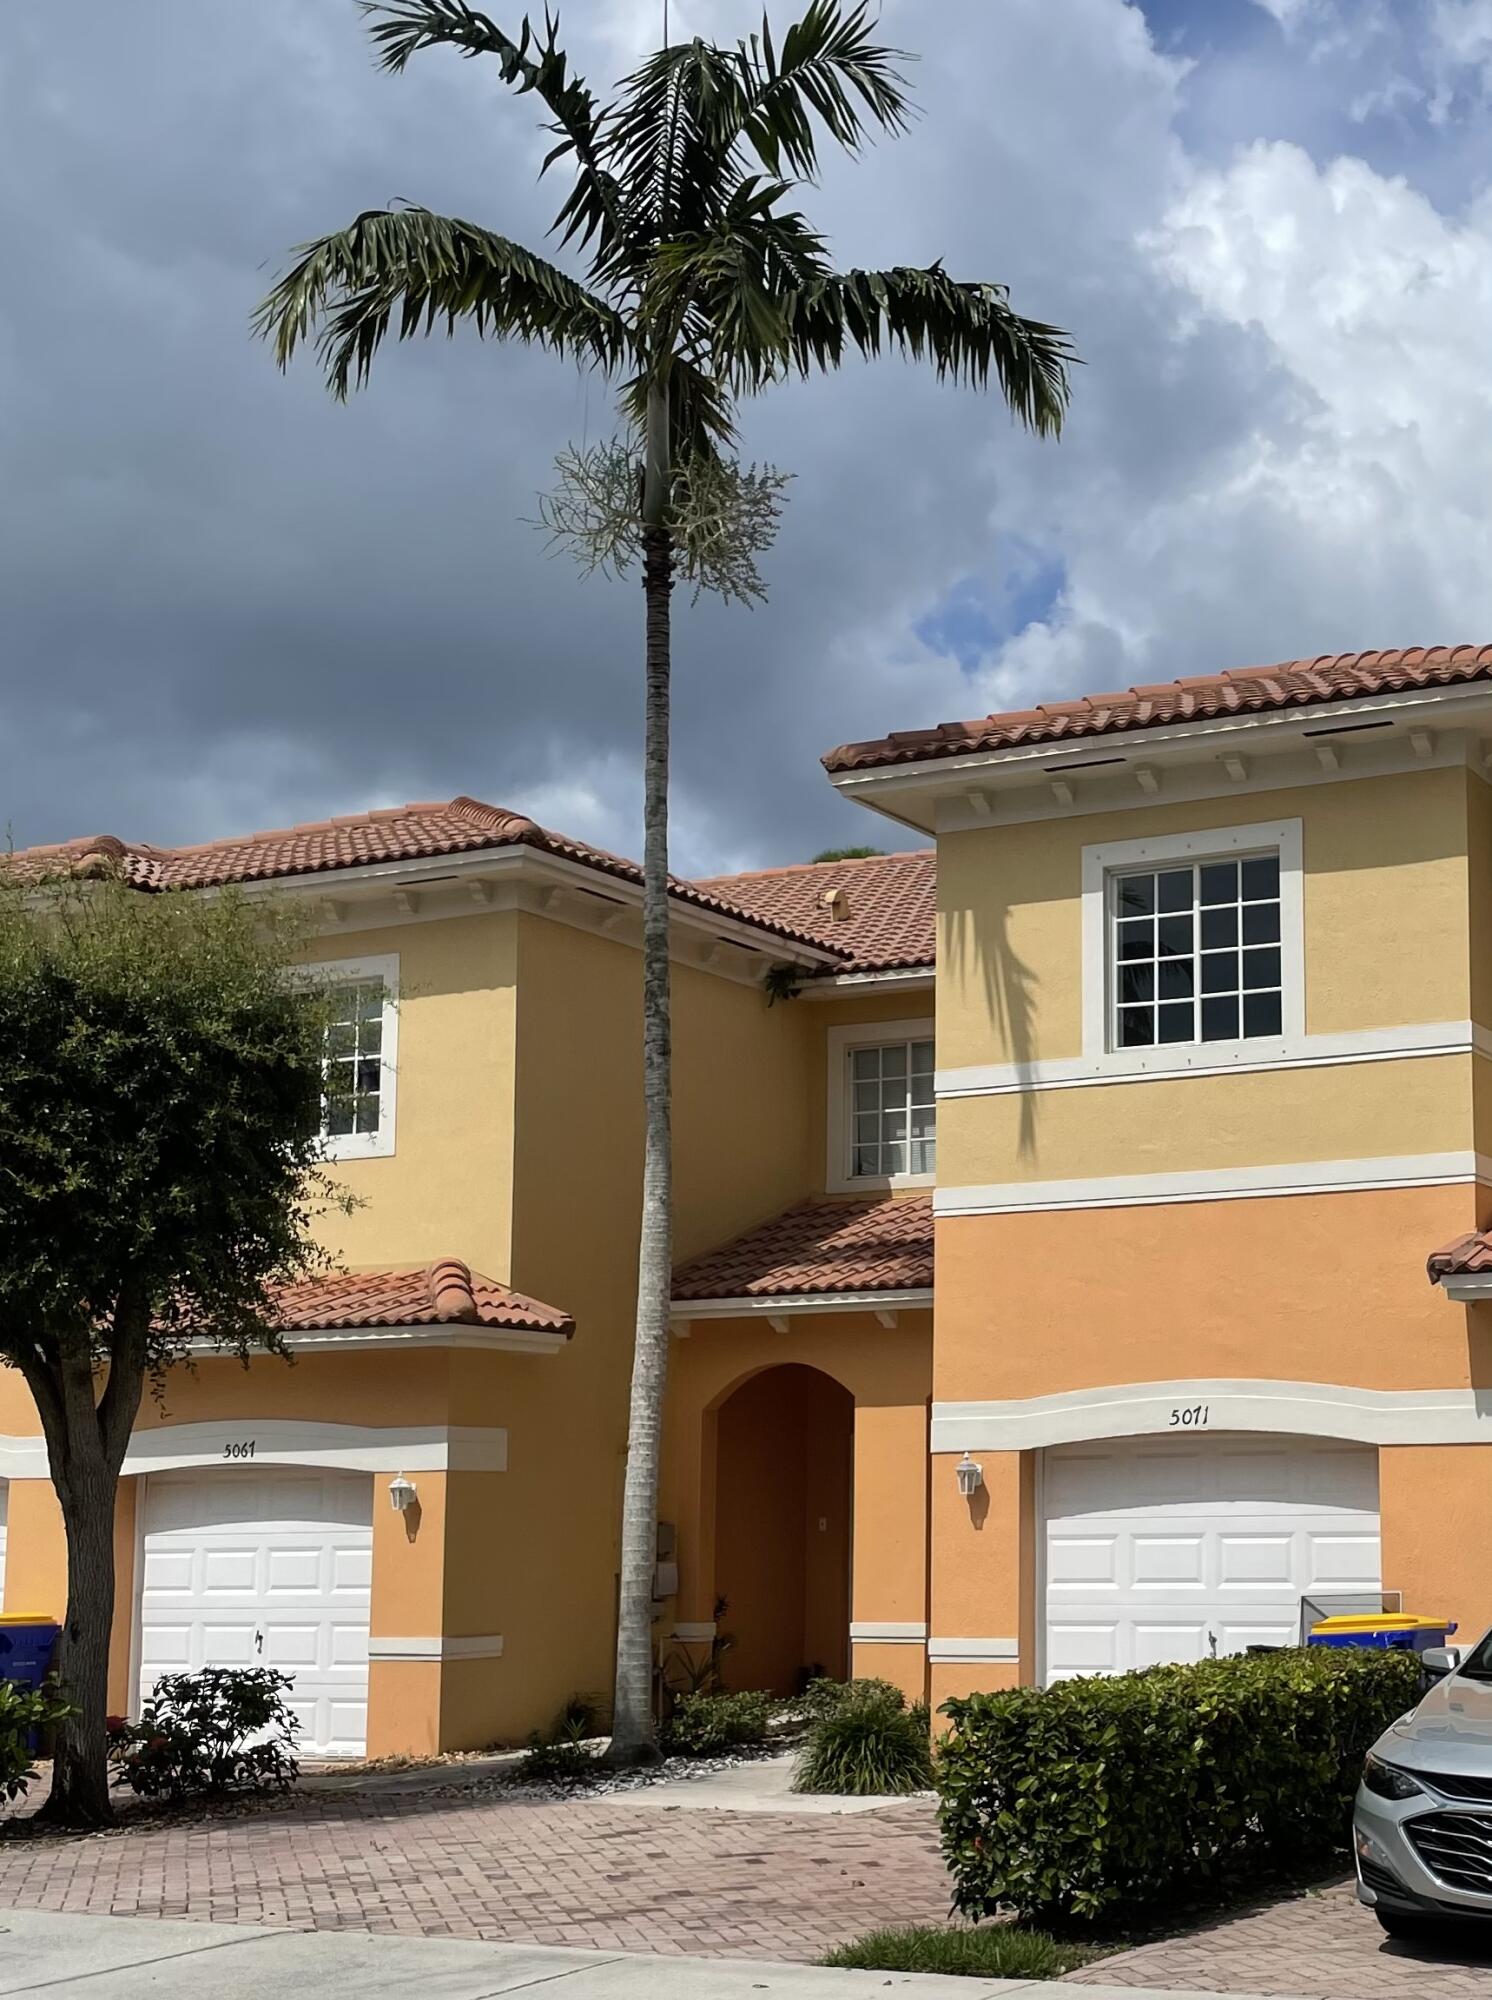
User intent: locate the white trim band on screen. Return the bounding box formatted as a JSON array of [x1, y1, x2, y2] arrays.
[[368, 1634, 505, 1663], [938, 1021, 1492, 1099], [935, 1152, 1492, 1217], [670, 1623, 717, 1643], [932, 1380, 1492, 1453], [928, 1638, 1020, 1665], [672, 1288, 932, 1321], [850, 1622, 928, 1645], [0, 1420, 509, 1481]]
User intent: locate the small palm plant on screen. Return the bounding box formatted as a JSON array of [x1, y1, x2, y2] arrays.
[[256, 0, 1073, 1764]]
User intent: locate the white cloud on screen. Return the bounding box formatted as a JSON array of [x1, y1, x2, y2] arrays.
[[7, 0, 1492, 873]]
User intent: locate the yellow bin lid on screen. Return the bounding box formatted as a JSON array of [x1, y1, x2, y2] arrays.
[[1310, 1614, 1447, 1633], [0, 1614, 59, 1625]]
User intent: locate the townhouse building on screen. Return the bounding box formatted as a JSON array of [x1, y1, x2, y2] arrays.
[[5, 644, 1492, 1753]]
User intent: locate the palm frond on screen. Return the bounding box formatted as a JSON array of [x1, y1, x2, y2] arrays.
[[253, 207, 631, 398], [734, 2, 912, 178], [359, 3, 626, 262], [649, 183, 834, 387], [786, 265, 1074, 435]]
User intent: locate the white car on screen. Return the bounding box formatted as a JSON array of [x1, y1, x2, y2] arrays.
[[1355, 1635, 1492, 1936]]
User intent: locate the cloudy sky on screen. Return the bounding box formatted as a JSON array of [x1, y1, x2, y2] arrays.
[[4, 0, 1492, 873]]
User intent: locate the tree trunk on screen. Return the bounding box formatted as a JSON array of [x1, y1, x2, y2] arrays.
[[607, 512, 675, 1766], [26, 1320, 145, 1828], [38, 1456, 121, 1825]]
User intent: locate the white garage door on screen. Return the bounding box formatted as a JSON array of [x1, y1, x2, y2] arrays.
[[1044, 1433, 1380, 1682], [138, 1468, 372, 1756], [0, 1479, 8, 1607]]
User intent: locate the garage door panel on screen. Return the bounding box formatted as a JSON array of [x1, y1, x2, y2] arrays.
[[1306, 1533, 1381, 1588], [1047, 1533, 1120, 1588], [1216, 1534, 1294, 1586], [1132, 1621, 1210, 1668], [139, 1624, 193, 1670], [1132, 1534, 1206, 1588], [265, 1546, 324, 1594], [139, 1469, 371, 1757], [1047, 1623, 1119, 1676], [1044, 1435, 1380, 1683]]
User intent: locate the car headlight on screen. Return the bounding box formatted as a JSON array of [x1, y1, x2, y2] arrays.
[[1363, 1753, 1426, 1802]]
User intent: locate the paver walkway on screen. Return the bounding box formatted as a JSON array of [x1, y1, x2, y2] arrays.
[[0, 1782, 950, 1962], [1062, 1876, 1492, 1996]]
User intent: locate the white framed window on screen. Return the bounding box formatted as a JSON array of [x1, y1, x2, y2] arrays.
[[826, 1018, 936, 1193], [304, 953, 399, 1161], [1080, 820, 1304, 1075]]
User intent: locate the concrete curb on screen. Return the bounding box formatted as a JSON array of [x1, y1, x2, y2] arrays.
[[0, 1907, 1296, 1998]]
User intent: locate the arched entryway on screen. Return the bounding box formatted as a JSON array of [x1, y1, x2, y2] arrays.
[[712, 1364, 853, 1695]]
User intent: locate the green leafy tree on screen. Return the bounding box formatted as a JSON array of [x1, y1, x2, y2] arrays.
[[811, 847, 885, 862], [0, 871, 341, 1824], [256, 0, 1073, 1763]]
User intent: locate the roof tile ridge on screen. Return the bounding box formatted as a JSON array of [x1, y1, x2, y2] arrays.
[[696, 848, 935, 886], [448, 795, 541, 839], [425, 1257, 479, 1323]]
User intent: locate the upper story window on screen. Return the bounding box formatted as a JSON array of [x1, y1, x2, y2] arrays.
[[306, 953, 399, 1161], [827, 1019, 936, 1193], [1081, 819, 1304, 1074], [1112, 852, 1282, 1049]]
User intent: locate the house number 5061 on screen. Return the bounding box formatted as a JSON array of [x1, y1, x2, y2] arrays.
[[1169, 1404, 1210, 1429], [222, 1440, 257, 1460]]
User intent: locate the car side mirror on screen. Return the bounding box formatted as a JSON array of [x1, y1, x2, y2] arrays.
[[1421, 1646, 1461, 1682]]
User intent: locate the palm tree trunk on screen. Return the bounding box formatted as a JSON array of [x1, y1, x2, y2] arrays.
[[608, 499, 675, 1766]]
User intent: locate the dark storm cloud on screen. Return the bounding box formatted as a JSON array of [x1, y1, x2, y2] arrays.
[[3, 0, 1488, 873]]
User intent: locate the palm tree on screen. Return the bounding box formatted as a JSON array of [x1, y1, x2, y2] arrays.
[[256, 0, 1073, 1763]]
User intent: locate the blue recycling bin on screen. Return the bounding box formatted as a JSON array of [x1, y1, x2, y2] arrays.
[[0, 1617, 60, 1688], [1308, 1614, 1456, 1654]]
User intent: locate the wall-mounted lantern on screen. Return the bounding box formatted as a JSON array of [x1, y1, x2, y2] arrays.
[[955, 1453, 984, 1499], [389, 1471, 418, 1514]]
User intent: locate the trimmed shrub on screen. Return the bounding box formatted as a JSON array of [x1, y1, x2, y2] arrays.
[[798, 1675, 905, 1721], [820, 1923, 1101, 1979], [659, 1689, 772, 1756], [108, 1667, 298, 1800], [795, 1681, 934, 1795], [0, 1678, 75, 1804], [939, 1647, 1422, 1925], [515, 1725, 602, 1784]]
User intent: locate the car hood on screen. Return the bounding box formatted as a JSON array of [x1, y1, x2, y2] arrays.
[[1378, 1674, 1492, 1774]]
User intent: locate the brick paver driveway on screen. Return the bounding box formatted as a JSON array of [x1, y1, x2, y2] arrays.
[[1063, 1876, 1492, 1996], [0, 1783, 950, 1962]]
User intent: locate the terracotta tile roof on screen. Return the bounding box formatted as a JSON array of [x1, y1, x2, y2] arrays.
[[273, 1259, 573, 1336], [10, 798, 846, 959], [694, 849, 935, 974], [1426, 1233, 1492, 1283], [672, 1194, 933, 1302], [822, 645, 1492, 774]]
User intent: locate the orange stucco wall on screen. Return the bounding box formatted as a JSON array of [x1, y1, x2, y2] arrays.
[[935, 1184, 1483, 1404], [1380, 1443, 1492, 1646], [662, 1310, 932, 1695], [713, 1364, 852, 1693]]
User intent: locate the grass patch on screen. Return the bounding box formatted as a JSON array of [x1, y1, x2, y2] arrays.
[[819, 1924, 1104, 1980]]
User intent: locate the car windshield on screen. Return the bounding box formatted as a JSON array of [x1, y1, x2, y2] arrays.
[[1456, 1633, 1492, 1682]]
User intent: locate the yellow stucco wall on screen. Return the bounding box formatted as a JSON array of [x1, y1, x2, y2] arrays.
[[937, 767, 1474, 1072], [940, 1055, 1473, 1188], [306, 912, 518, 1277]]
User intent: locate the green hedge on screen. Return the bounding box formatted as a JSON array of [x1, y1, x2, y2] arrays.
[[659, 1689, 772, 1756], [1, 1677, 75, 1805], [939, 1647, 1422, 1924]]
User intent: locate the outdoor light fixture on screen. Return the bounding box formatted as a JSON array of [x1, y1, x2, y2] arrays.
[[955, 1453, 984, 1498], [388, 1472, 417, 1514]]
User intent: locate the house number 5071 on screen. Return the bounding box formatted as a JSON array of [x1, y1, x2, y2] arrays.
[[222, 1440, 257, 1460], [1169, 1405, 1210, 1429]]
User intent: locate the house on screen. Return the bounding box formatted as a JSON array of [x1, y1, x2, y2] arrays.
[[5, 642, 1492, 1755]]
